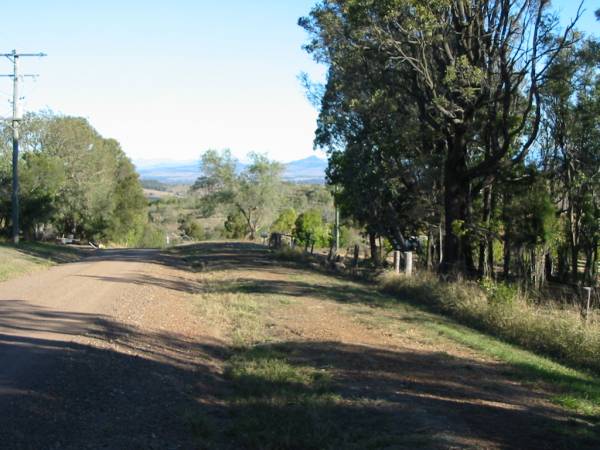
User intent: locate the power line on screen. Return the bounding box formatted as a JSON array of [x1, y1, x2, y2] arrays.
[[0, 50, 46, 244]]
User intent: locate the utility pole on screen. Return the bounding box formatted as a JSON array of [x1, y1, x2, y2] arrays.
[[0, 50, 46, 244]]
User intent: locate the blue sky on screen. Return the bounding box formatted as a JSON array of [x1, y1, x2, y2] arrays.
[[0, 1, 596, 164]]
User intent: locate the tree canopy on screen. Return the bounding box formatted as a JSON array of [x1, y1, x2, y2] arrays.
[[301, 0, 598, 284], [0, 112, 147, 245]]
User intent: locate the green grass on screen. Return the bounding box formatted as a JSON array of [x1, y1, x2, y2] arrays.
[[192, 344, 407, 450], [276, 264, 600, 422], [0, 241, 81, 282], [223, 346, 344, 450], [428, 321, 600, 417], [192, 276, 295, 347], [333, 274, 600, 421], [183, 244, 600, 447]]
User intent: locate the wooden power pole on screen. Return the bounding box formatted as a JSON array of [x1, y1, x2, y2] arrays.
[[0, 50, 46, 244]]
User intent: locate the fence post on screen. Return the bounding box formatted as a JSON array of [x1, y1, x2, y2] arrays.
[[394, 251, 401, 274], [404, 251, 413, 277]]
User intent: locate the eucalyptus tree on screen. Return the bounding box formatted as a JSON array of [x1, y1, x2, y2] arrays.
[[302, 0, 579, 275], [301, 3, 442, 265], [195, 150, 284, 240], [0, 113, 147, 244], [541, 38, 600, 284]]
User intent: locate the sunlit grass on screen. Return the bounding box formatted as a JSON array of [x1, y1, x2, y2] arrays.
[[182, 244, 600, 446], [0, 242, 80, 282]]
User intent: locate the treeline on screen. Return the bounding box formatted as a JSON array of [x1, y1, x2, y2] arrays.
[[141, 179, 170, 192], [180, 149, 337, 244], [0, 112, 148, 245], [301, 1, 600, 286]]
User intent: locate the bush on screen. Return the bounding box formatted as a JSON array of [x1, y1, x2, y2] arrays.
[[225, 212, 249, 239], [179, 217, 205, 241], [136, 223, 167, 248], [271, 208, 297, 235], [294, 209, 330, 249], [479, 278, 518, 305]]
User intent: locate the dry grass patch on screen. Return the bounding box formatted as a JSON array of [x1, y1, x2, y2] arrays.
[[0, 242, 81, 282], [379, 272, 600, 374]]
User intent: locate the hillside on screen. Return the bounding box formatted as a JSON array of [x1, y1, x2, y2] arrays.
[[135, 155, 327, 184]]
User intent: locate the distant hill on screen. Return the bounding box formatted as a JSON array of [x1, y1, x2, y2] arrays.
[[282, 155, 328, 184], [135, 155, 327, 185], [140, 179, 169, 191]]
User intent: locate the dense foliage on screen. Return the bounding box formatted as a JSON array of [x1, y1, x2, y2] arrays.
[[0, 112, 148, 245], [301, 0, 600, 285], [192, 149, 336, 242]]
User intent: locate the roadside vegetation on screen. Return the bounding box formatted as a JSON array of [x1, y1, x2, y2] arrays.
[[0, 240, 81, 282], [0, 113, 148, 247], [379, 272, 600, 374], [177, 243, 599, 449]]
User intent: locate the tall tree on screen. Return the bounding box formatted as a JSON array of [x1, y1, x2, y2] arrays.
[[195, 150, 284, 239], [302, 0, 579, 275], [0, 113, 148, 244]]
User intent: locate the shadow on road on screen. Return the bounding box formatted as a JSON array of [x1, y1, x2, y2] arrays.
[[87, 241, 275, 273], [188, 340, 600, 450], [0, 300, 226, 450]]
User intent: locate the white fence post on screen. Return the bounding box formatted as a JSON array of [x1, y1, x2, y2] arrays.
[[394, 251, 401, 273], [404, 251, 413, 277]]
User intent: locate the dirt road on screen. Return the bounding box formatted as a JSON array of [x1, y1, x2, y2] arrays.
[[0, 243, 597, 449], [0, 248, 222, 449]]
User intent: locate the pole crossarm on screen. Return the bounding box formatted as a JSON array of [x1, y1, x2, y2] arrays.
[[0, 52, 47, 59]]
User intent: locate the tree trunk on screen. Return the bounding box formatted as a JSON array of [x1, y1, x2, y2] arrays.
[[353, 244, 360, 268], [438, 220, 443, 266], [441, 129, 478, 275], [545, 252, 553, 281], [502, 192, 512, 279], [442, 162, 473, 274], [369, 232, 381, 266], [557, 245, 568, 282], [571, 245, 579, 284], [478, 186, 492, 277], [426, 228, 433, 271], [584, 244, 598, 286]]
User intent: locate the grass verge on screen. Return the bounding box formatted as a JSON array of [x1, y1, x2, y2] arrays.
[[429, 321, 600, 417], [189, 273, 413, 449], [379, 272, 600, 374], [0, 241, 82, 282], [185, 245, 600, 446], [335, 272, 600, 420], [273, 249, 600, 419]]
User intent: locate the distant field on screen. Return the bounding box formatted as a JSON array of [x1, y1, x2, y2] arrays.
[[143, 188, 175, 199], [0, 242, 82, 282]]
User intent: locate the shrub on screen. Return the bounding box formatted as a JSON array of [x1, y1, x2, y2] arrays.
[[294, 209, 330, 249], [271, 208, 297, 235], [184, 220, 205, 241], [225, 212, 249, 239], [479, 278, 518, 305], [178, 215, 206, 241], [136, 223, 167, 248]]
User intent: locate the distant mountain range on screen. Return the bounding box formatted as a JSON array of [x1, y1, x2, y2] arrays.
[[135, 155, 328, 185]]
